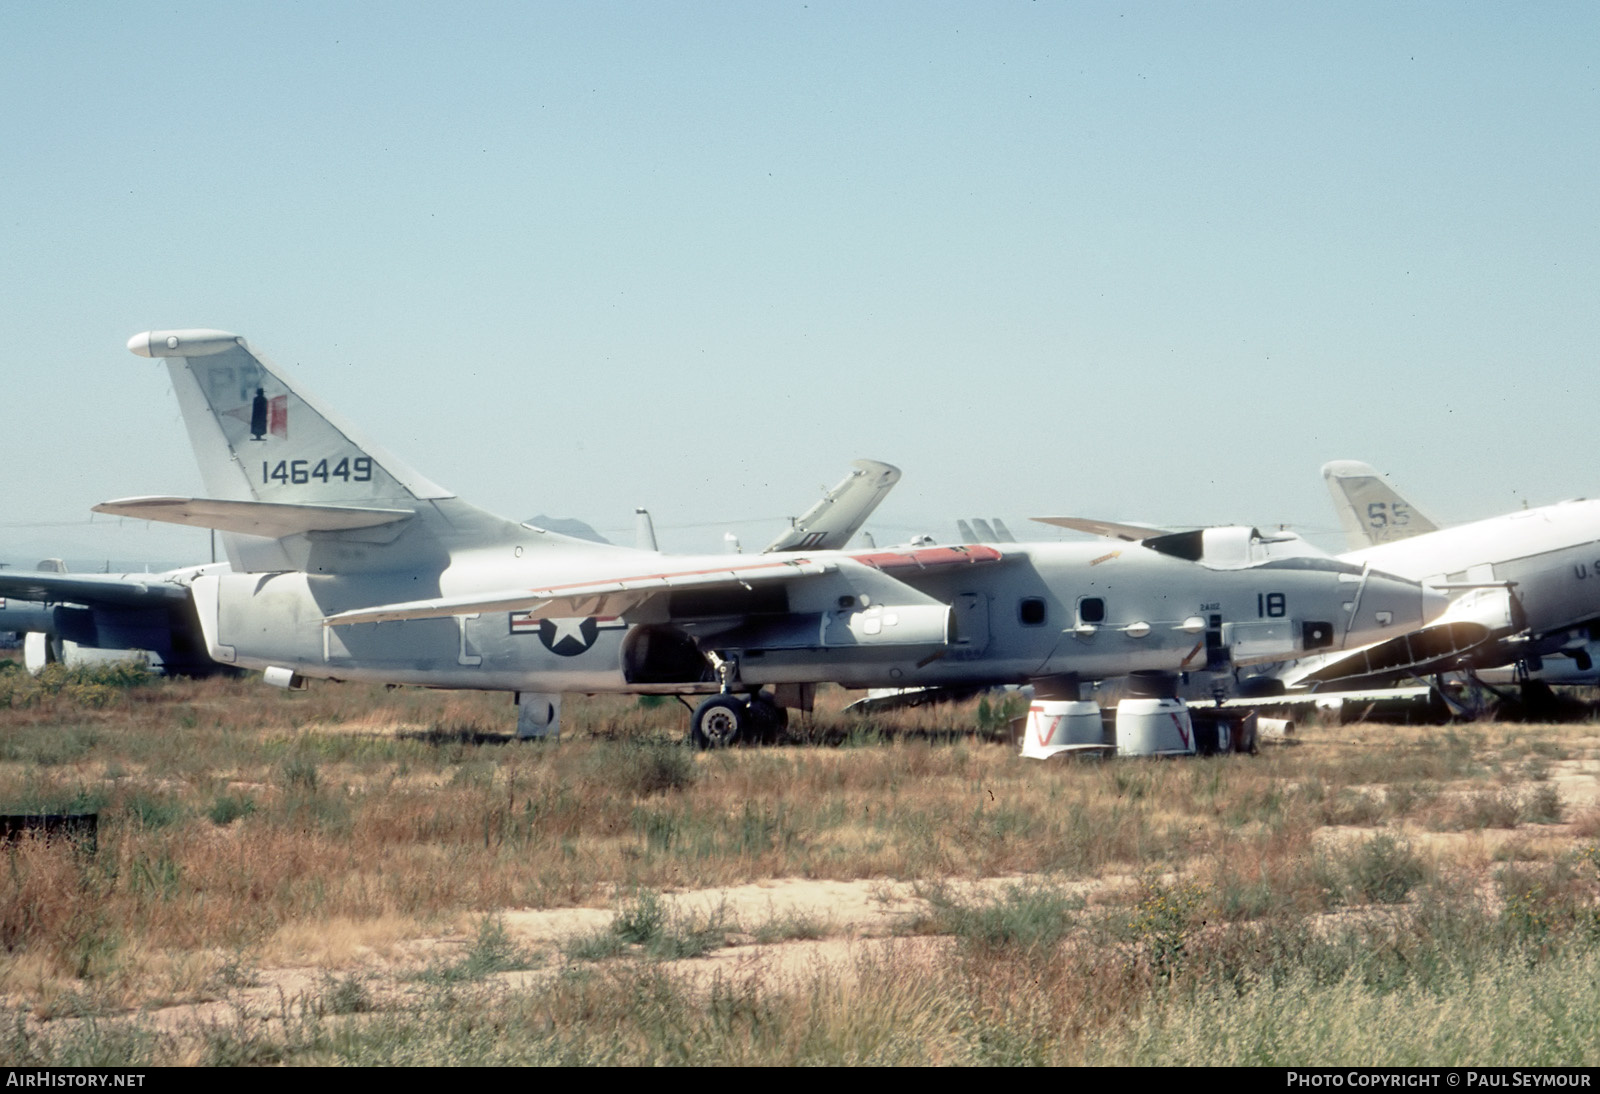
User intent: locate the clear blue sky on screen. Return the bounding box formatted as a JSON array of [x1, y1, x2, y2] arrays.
[[4, 2, 1597, 567]]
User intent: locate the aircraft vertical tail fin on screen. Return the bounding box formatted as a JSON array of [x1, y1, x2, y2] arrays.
[[128, 330, 448, 508], [763, 459, 902, 553], [635, 508, 659, 552], [1322, 460, 1438, 550], [122, 330, 561, 572]]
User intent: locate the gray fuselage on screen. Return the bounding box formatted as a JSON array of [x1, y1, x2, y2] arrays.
[[192, 537, 1436, 695]]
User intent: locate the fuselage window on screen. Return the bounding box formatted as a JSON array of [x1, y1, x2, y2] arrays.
[[1078, 597, 1106, 624], [1019, 597, 1047, 626]]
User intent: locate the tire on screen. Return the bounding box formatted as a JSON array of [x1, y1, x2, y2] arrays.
[[747, 694, 789, 743], [690, 695, 749, 749]]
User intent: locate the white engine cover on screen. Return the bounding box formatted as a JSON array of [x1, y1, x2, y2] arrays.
[[1021, 700, 1104, 759], [1115, 697, 1196, 757]]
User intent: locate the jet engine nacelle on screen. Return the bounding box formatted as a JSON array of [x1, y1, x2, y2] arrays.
[[702, 604, 952, 655]]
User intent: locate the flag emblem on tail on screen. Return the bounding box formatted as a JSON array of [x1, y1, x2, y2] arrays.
[[226, 389, 289, 440]]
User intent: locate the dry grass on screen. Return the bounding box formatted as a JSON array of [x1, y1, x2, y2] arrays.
[[2, 665, 1599, 1062]]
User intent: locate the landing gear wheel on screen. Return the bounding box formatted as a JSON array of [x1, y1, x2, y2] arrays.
[[747, 694, 789, 744], [691, 695, 749, 749]]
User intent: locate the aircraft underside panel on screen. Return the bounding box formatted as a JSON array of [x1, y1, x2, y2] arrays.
[[1035, 626, 1210, 679], [1500, 541, 1600, 637]]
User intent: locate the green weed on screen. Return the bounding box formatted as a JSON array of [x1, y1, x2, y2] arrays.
[[422, 915, 539, 983], [1346, 834, 1425, 905], [207, 792, 257, 826], [1127, 877, 1208, 979], [919, 881, 1082, 956], [565, 889, 733, 962], [318, 972, 373, 1015], [1521, 784, 1565, 825]]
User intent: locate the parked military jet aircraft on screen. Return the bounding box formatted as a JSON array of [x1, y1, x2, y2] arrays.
[[0, 559, 230, 676], [1042, 460, 1600, 706], [96, 329, 1442, 745]]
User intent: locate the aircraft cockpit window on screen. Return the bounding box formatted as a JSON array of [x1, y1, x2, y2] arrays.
[[1019, 598, 1047, 626], [1078, 597, 1105, 624]]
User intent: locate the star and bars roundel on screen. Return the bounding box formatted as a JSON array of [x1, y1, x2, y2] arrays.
[[539, 616, 598, 656], [510, 612, 623, 656]]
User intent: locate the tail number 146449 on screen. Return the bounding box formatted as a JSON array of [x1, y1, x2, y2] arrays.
[[262, 457, 372, 485]]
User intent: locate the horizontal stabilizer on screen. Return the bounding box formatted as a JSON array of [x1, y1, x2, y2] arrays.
[[93, 496, 414, 538], [326, 556, 837, 626], [1032, 516, 1174, 541]]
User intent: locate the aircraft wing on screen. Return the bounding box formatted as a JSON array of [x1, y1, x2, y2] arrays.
[[0, 570, 192, 607], [323, 543, 1007, 627], [94, 496, 415, 537], [1032, 516, 1175, 541], [324, 556, 840, 626], [848, 544, 1003, 571], [763, 460, 901, 553]]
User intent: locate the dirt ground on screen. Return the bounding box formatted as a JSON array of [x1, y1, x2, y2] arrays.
[[7, 722, 1600, 1060], [116, 872, 1119, 1034], [94, 749, 1596, 1038]]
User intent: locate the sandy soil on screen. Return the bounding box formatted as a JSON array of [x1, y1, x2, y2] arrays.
[[13, 747, 1600, 1047]]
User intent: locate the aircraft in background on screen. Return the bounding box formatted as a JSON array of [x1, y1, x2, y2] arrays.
[[96, 329, 1441, 745], [957, 519, 1017, 544], [0, 558, 231, 676], [764, 460, 901, 553], [1296, 460, 1600, 696], [1042, 460, 1600, 712], [1321, 460, 1440, 549]]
